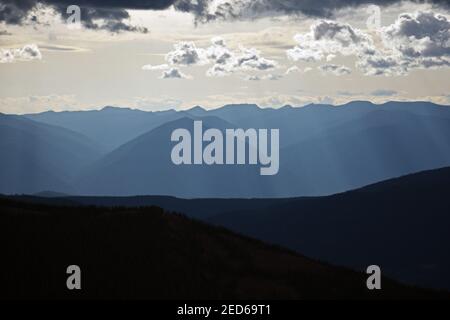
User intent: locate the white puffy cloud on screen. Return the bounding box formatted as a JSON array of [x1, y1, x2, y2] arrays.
[[206, 41, 278, 77], [285, 65, 313, 75], [143, 36, 278, 80], [206, 63, 233, 77], [286, 11, 450, 76], [382, 11, 450, 68], [357, 11, 450, 76], [205, 37, 235, 76], [161, 67, 191, 79], [287, 45, 324, 62], [356, 53, 407, 76], [287, 20, 375, 63], [384, 11, 450, 58], [319, 64, 352, 76], [206, 37, 233, 64], [142, 62, 191, 80], [0, 44, 42, 63], [235, 47, 277, 70], [166, 41, 208, 66]]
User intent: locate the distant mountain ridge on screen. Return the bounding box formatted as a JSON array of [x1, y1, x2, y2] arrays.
[[0, 114, 104, 194], [1, 101, 449, 197]]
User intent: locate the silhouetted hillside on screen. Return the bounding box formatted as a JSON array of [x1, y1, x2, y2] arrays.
[[7, 166, 450, 291], [0, 197, 446, 300], [206, 167, 450, 291]]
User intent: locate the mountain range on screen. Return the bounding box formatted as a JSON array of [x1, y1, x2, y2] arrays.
[[6, 166, 450, 291], [1, 100, 450, 197], [1, 191, 447, 299]]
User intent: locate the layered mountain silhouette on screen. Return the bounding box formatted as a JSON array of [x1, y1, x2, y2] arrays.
[[3, 101, 450, 297], [0, 101, 449, 197], [0, 114, 103, 194], [205, 167, 450, 291], [6, 166, 450, 291], [75, 116, 288, 197], [25, 106, 185, 152], [0, 196, 447, 299]]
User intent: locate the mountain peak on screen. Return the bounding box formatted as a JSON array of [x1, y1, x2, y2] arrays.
[[339, 100, 375, 108], [185, 105, 207, 115], [219, 103, 260, 110], [100, 106, 134, 112], [188, 105, 206, 112]]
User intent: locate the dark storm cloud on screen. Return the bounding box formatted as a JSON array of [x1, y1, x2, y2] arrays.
[[174, 0, 450, 22], [0, 0, 449, 32], [0, 0, 178, 32]]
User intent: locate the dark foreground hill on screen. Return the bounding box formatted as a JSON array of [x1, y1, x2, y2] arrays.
[[7, 166, 450, 291], [0, 198, 445, 300], [206, 166, 450, 291]]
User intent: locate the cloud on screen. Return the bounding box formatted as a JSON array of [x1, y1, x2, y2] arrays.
[[0, 94, 78, 114], [284, 65, 313, 75], [263, 73, 283, 80], [142, 64, 169, 71], [383, 11, 450, 65], [285, 65, 300, 74], [384, 11, 450, 57], [166, 41, 208, 66], [174, 0, 450, 23], [244, 75, 261, 81], [235, 47, 277, 70], [161, 67, 191, 79], [144, 36, 277, 79], [356, 53, 406, 76], [1, 0, 449, 33], [371, 89, 398, 96], [337, 91, 361, 96], [206, 42, 278, 76], [287, 20, 375, 63], [286, 10, 450, 76], [206, 38, 278, 75], [0, 44, 42, 63], [133, 96, 182, 110], [358, 11, 450, 75], [206, 63, 232, 77], [319, 64, 352, 76], [0, 0, 176, 32]]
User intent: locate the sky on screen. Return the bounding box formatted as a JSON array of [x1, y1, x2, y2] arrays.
[[0, 0, 450, 114]]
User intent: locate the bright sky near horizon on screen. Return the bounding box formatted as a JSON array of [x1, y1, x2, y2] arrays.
[[1, 0, 450, 114]]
